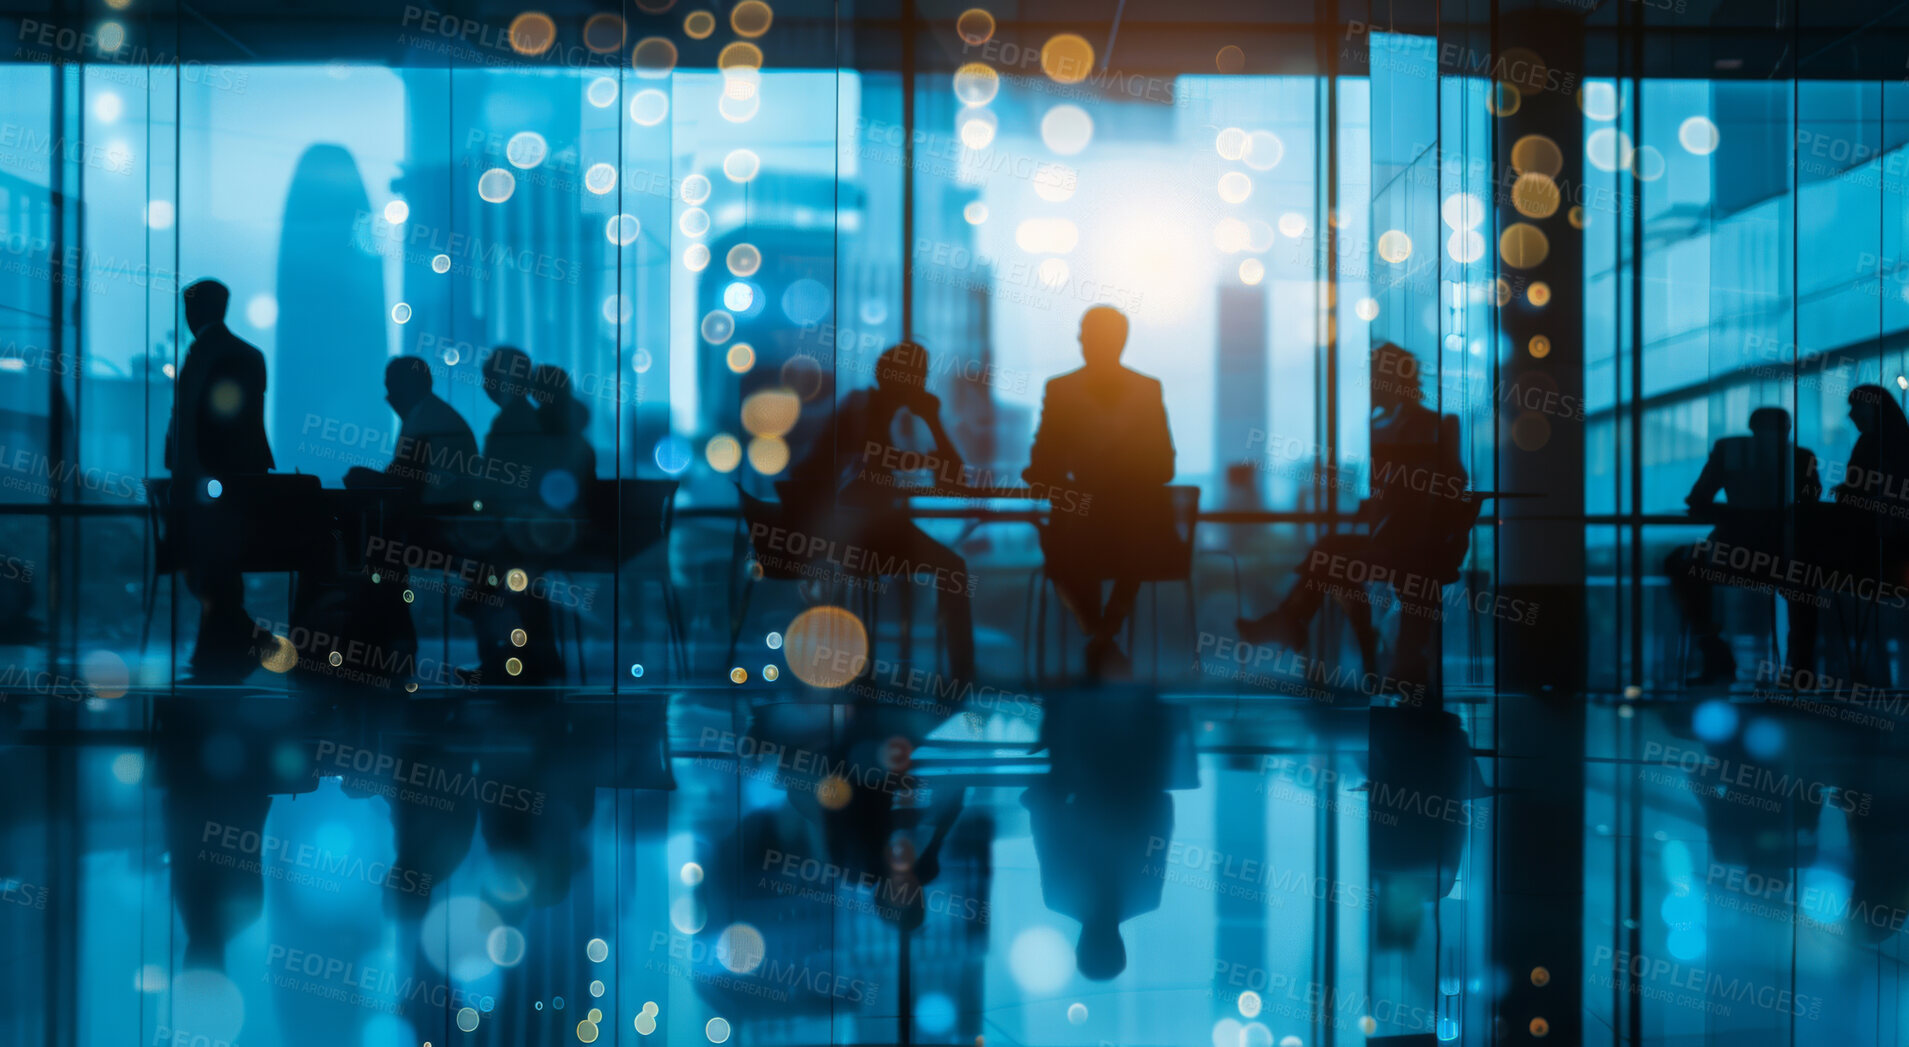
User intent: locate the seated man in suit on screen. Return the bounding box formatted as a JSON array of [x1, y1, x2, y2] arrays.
[[166, 278, 276, 682], [1665, 406, 1821, 684], [348, 356, 479, 508], [1024, 306, 1176, 678]]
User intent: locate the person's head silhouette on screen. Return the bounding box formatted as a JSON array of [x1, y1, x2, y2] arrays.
[[1075, 917, 1127, 981], [1848, 384, 1907, 437], [874, 342, 929, 397], [384, 356, 433, 418], [182, 280, 230, 338], [483, 346, 532, 408], [1078, 306, 1128, 369], [1748, 406, 1792, 441], [531, 364, 587, 434], [1370, 342, 1425, 410]]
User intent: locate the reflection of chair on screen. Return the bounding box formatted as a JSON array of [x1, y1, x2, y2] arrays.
[[1024, 484, 1200, 684], [726, 488, 946, 679]]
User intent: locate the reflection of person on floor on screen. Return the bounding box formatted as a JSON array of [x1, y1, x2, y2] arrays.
[[1022, 693, 1187, 980], [166, 278, 276, 682], [1239, 343, 1467, 683], [1024, 306, 1176, 678], [1664, 406, 1821, 684], [785, 342, 975, 681], [1366, 705, 1486, 950]]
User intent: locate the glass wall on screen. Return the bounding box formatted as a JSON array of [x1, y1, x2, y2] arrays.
[[1, 7, 1513, 1047]]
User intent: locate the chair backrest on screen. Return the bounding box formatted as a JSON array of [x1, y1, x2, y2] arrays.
[[145, 477, 174, 574], [736, 487, 809, 580], [1127, 484, 1201, 582], [1430, 492, 1486, 585], [607, 478, 680, 555]]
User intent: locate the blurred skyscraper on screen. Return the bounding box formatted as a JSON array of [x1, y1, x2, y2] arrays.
[[276, 144, 386, 484]]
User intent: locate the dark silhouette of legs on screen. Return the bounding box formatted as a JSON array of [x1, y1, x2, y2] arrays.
[[888, 523, 974, 681], [1240, 532, 1370, 652], [185, 562, 256, 683], [1665, 544, 1734, 683]]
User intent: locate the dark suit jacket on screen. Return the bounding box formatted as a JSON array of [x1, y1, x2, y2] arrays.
[[1025, 365, 1174, 494], [1686, 434, 1821, 562], [389, 393, 478, 506], [1025, 365, 1177, 579], [1688, 436, 1819, 511], [165, 321, 274, 485]]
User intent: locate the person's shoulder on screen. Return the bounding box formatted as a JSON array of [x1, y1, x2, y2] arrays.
[[1126, 369, 1164, 394], [215, 324, 265, 359], [1046, 367, 1090, 391], [422, 393, 472, 430]]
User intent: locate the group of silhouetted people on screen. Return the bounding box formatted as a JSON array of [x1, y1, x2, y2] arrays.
[[169, 276, 1495, 690], [783, 305, 1192, 681], [165, 279, 597, 683], [781, 307, 1482, 688], [1665, 387, 1909, 685]]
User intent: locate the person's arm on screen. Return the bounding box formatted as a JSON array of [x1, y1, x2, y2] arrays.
[[1685, 445, 1726, 509], [913, 392, 966, 489], [1140, 379, 1175, 485], [383, 419, 426, 497], [1022, 382, 1061, 486], [246, 349, 274, 471], [1438, 414, 1466, 491], [1798, 449, 1822, 503], [1833, 436, 1871, 502]]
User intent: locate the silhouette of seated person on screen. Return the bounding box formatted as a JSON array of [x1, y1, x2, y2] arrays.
[[346, 356, 478, 509], [479, 345, 540, 504], [1024, 306, 1176, 678], [455, 346, 544, 681], [1239, 343, 1468, 681], [1021, 692, 1189, 980], [165, 278, 275, 683], [525, 363, 597, 515], [1664, 406, 1821, 684], [784, 342, 976, 682], [473, 364, 596, 684], [1822, 383, 1909, 573]]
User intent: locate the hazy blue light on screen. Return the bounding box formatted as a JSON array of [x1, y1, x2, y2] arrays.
[[1692, 700, 1738, 742]]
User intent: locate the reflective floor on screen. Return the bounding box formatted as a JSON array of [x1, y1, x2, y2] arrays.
[[11, 678, 1909, 1046]]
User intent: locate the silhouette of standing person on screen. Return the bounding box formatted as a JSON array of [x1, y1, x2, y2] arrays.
[[1023, 306, 1176, 677], [1239, 343, 1467, 678], [347, 357, 478, 507], [165, 278, 275, 682], [785, 342, 976, 682], [1664, 406, 1821, 684]]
